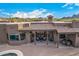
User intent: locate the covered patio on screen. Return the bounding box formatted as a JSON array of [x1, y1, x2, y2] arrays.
[[18, 24, 79, 48], [18, 25, 60, 48], [56, 27, 79, 47]]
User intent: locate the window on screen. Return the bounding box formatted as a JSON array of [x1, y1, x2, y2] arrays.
[[8, 33, 25, 41], [9, 34, 19, 41]]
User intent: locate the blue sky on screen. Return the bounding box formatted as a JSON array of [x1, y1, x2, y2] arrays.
[[0, 3, 79, 18]]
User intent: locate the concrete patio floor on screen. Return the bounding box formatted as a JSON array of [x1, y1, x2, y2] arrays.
[[0, 43, 79, 56]]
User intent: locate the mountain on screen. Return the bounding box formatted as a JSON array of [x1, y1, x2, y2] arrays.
[[62, 14, 79, 19]]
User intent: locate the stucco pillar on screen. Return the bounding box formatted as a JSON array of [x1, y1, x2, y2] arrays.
[[56, 33, 59, 48], [33, 31, 36, 45], [46, 31, 48, 45], [25, 32, 31, 43], [53, 31, 59, 48], [53, 32, 56, 43], [75, 33, 79, 47]]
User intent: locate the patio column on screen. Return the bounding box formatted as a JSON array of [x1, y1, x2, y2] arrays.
[[25, 32, 31, 43], [75, 33, 79, 47], [46, 31, 49, 45], [65, 34, 68, 39], [33, 31, 36, 45], [56, 33, 59, 48]]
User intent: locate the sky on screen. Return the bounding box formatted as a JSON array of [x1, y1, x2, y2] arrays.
[[0, 3, 79, 18]]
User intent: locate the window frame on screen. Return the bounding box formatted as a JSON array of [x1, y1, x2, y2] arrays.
[[8, 34, 21, 41]]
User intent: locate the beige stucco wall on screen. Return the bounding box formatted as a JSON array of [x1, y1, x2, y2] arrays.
[[6, 24, 28, 45], [75, 33, 79, 47], [0, 24, 8, 44], [72, 21, 79, 28], [0, 22, 78, 46], [6, 24, 19, 34], [54, 23, 72, 27]]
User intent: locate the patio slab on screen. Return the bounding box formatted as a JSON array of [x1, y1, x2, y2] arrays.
[[0, 43, 79, 56]]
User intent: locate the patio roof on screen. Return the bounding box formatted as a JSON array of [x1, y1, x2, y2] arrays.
[[56, 27, 79, 33], [18, 26, 56, 31], [18, 22, 56, 31], [18, 24, 79, 33]]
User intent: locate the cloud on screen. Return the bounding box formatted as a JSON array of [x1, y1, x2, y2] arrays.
[[62, 3, 74, 9], [12, 9, 54, 18], [62, 3, 79, 8], [75, 10, 79, 15], [0, 9, 12, 18], [1, 12, 10, 16], [68, 7, 73, 9], [62, 3, 71, 8], [62, 3, 73, 8], [12, 11, 28, 18], [75, 3, 79, 6], [44, 13, 53, 17], [0, 9, 2, 12], [61, 3, 79, 9]]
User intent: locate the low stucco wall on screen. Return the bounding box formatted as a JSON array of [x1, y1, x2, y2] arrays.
[[8, 32, 31, 45], [8, 40, 27, 45]]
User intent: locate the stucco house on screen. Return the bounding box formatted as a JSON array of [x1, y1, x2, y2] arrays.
[[0, 19, 79, 48]]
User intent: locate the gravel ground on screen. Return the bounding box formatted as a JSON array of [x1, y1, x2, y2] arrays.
[[0, 43, 79, 56]]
